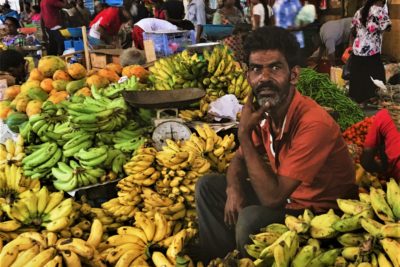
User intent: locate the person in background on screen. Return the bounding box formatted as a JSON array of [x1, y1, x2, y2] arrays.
[[250, 0, 264, 29], [185, 0, 206, 43], [349, 0, 391, 105], [40, 0, 67, 55], [20, 2, 33, 25], [0, 49, 27, 86], [0, 3, 19, 23], [131, 0, 151, 24], [194, 26, 357, 263], [361, 109, 400, 182], [213, 0, 244, 25], [93, 1, 108, 18], [153, 0, 166, 19], [163, 0, 185, 23], [89, 6, 131, 45], [1, 17, 24, 48], [30, 5, 43, 42], [76, 0, 91, 26], [132, 17, 178, 49], [312, 17, 353, 66], [222, 22, 251, 62], [273, 0, 303, 48]]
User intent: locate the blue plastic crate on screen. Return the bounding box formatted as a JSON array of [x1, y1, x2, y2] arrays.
[[203, 24, 234, 40], [73, 39, 84, 51], [64, 40, 73, 49], [67, 27, 83, 38], [105, 0, 123, 6], [143, 30, 195, 58]]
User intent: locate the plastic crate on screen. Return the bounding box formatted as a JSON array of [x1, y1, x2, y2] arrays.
[[143, 30, 195, 58], [64, 40, 73, 49], [67, 27, 83, 38], [105, 0, 123, 6], [203, 24, 234, 40], [64, 39, 84, 51]]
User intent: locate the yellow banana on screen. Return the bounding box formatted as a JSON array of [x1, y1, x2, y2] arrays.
[[61, 250, 82, 267], [86, 218, 103, 248], [25, 247, 56, 267], [153, 251, 174, 267], [380, 238, 400, 267], [0, 220, 22, 232], [117, 226, 148, 243], [115, 250, 143, 267], [153, 212, 169, 242], [167, 229, 188, 263], [42, 255, 62, 267], [7, 244, 40, 267], [106, 234, 146, 247], [134, 212, 156, 242], [0, 236, 36, 267], [56, 238, 94, 259], [19, 231, 48, 248]]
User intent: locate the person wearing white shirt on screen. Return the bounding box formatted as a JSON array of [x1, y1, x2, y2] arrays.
[[132, 18, 178, 49], [185, 0, 206, 43]]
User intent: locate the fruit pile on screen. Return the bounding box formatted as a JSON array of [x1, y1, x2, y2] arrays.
[[101, 124, 236, 225], [343, 116, 375, 147], [238, 179, 400, 267], [0, 55, 148, 133]]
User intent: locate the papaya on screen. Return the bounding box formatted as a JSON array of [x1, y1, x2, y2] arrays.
[[86, 74, 109, 89], [26, 100, 42, 117], [40, 78, 54, 93], [122, 65, 149, 81], [28, 68, 44, 81], [67, 63, 87, 79], [75, 87, 91, 97], [27, 87, 48, 102], [52, 80, 69, 91], [48, 91, 69, 104], [4, 85, 21, 100], [0, 101, 12, 119], [106, 63, 123, 75], [86, 69, 98, 77], [98, 69, 120, 83], [6, 112, 29, 133], [20, 80, 41, 94], [38, 56, 67, 78], [66, 78, 87, 94], [53, 70, 71, 81], [15, 98, 29, 112]]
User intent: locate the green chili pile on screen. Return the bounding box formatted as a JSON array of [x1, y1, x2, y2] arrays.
[[297, 68, 365, 130]]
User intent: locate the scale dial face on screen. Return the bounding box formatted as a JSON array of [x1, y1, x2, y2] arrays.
[[152, 121, 192, 150]]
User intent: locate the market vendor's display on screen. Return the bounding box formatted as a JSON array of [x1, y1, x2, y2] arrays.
[[240, 179, 400, 267], [297, 68, 364, 130]]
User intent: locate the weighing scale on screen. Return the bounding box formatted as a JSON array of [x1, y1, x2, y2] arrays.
[[123, 88, 205, 150]]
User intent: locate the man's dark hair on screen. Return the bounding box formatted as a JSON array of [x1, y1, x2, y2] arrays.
[[0, 49, 25, 71], [243, 26, 300, 69], [5, 16, 20, 28]]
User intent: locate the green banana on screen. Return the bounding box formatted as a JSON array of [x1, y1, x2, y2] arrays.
[[53, 176, 78, 192], [63, 134, 93, 150], [51, 166, 74, 183], [71, 109, 114, 124], [76, 146, 108, 161], [332, 209, 374, 232], [85, 168, 106, 179], [23, 142, 57, 167], [370, 187, 395, 222], [36, 148, 63, 171], [111, 153, 127, 174], [386, 178, 400, 219], [79, 153, 108, 167], [309, 249, 342, 267], [63, 140, 93, 158], [337, 233, 365, 247], [245, 244, 265, 259], [291, 245, 317, 267]]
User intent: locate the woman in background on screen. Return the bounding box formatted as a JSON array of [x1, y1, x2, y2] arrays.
[[349, 0, 391, 105], [212, 0, 244, 25]]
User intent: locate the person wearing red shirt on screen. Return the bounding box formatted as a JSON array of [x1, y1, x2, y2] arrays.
[[194, 26, 357, 264], [361, 109, 400, 181], [89, 6, 131, 45], [40, 0, 67, 55]]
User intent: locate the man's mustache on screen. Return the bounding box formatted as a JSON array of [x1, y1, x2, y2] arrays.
[[253, 81, 279, 94]]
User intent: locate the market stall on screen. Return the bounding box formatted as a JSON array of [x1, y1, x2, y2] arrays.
[[1, 41, 400, 267]]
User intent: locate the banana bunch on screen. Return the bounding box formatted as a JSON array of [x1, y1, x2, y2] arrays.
[[149, 51, 206, 91], [0, 136, 25, 166], [1, 187, 74, 232], [22, 142, 63, 179], [112, 126, 151, 153], [101, 191, 141, 222], [179, 109, 205, 122], [123, 146, 161, 186], [208, 251, 254, 267], [228, 73, 252, 103], [51, 160, 106, 191], [141, 187, 188, 221], [0, 163, 40, 204], [77, 202, 121, 234], [0, 220, 107, 267], [27, 101, 69, 143], [203, 45, 237, 88], [100, 75, 140, 98], [66, 93, 128, 132]]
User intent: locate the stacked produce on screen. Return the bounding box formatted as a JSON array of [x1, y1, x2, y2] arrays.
[[297, 68, 365, 130], [148, 50, 207, 90], [101, 124, 236, 226], [240, 178, 400, 267], [343, 116, 375, 147]]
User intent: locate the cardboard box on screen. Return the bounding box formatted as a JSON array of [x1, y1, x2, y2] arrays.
[[90, 49, 123, 69]]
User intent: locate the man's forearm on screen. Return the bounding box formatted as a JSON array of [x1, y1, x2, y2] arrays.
[[226, 154, 248, 190], [195, 25, 203, 42], [240, 138, 282, 207]]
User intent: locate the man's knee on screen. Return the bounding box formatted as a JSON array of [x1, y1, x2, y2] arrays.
[[195, 173, 225, 200], [236, 205, 265, 237]]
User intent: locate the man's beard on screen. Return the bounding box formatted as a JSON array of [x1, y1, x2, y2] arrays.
[[253, 81, 290, 110]]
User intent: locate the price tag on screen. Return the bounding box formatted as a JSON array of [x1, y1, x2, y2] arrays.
[[0, 79, 7, 100]]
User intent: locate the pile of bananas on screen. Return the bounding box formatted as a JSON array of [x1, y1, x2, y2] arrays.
[[22, 142, 63, 179], [1, 187, 73, 232], [99, 76, 143, 98], [97, 211, 198, 266], [207, 250, 256, 267], [0, 218, 106, 267], [242, 178, 400, 267], [0, 136, 25, 165], [51, 160, 106, 191], [0, 163, 40, 204], [65, 92, 128, 132], [22, 101, 69, 143], [148, 50, 206, 90]]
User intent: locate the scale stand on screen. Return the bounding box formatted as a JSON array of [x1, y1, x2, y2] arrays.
[[151, 108, 192, 150]]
